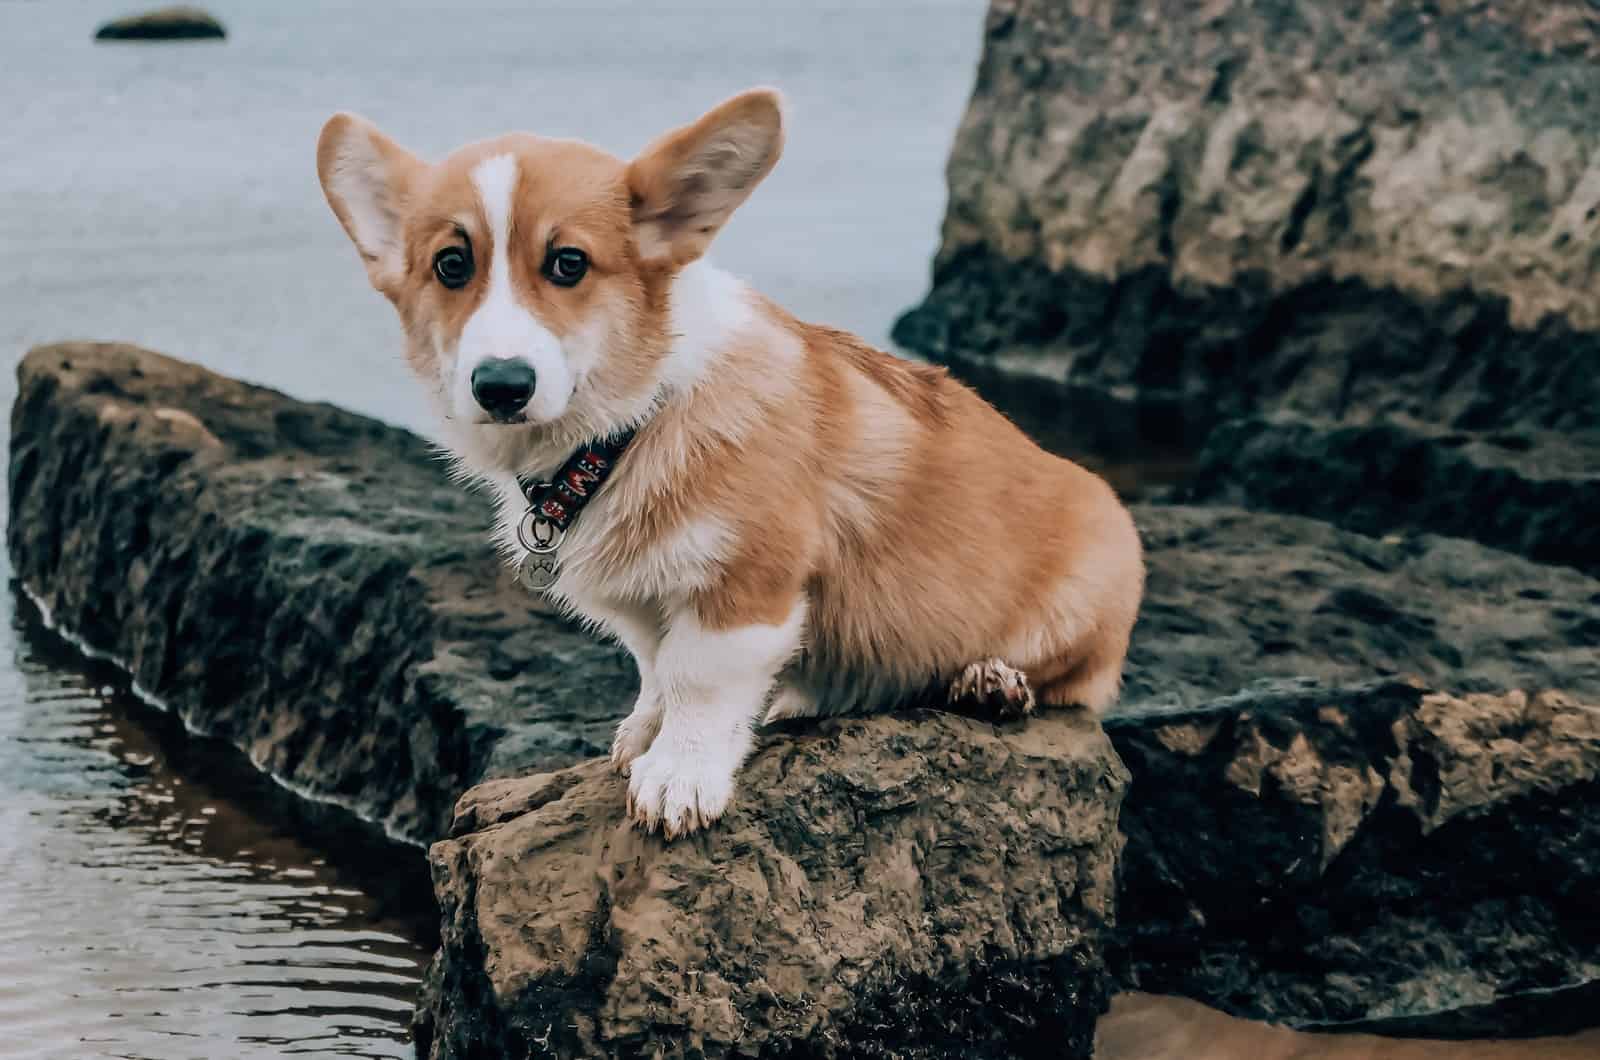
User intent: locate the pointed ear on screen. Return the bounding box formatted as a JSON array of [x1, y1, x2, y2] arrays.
[[627, 88, 785, 268], [316, 113, 425, 296]]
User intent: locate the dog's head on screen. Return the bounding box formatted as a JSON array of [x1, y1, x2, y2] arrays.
[[316, 89, 783, 459]]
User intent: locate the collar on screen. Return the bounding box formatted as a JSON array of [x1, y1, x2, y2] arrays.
[[515, 428, 637, 534]]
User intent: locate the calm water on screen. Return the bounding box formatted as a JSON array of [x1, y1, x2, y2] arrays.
[[0, 0, 991, 1053], [0, 588, 433, 1057], [1, 0, 989, 433]]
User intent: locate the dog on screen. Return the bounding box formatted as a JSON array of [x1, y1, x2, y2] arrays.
[[316, 88, 1144, 838]]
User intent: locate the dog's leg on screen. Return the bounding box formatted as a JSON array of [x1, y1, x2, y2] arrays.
[[948, 657, 1036, 721], [626, 597, 805, 838], [594, 603, 667, 774]]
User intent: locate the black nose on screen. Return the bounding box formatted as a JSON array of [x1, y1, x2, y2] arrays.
[[470, 358, 537, 419]]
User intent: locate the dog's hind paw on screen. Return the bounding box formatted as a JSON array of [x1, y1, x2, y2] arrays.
[[948, 657, 1035, 722]]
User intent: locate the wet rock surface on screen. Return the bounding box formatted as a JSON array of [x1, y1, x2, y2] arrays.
[[94, 6, 225, 41], [1109, 680, 1600, 1028], [8, 343, 635, 844], [418, 710, 1125, 1060]]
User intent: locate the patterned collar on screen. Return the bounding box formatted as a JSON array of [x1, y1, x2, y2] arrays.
[[515, 428, 636, 534]]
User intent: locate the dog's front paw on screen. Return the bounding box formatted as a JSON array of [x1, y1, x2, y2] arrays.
[[625, 744, 737, 839], [609, 701, 663, 775]]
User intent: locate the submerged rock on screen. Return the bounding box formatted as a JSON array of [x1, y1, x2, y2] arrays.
[[95, 6, 225, 41], [418, 709, 1126, 1060]]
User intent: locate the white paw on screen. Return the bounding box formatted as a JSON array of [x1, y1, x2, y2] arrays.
[[625, 744, 738, 839], [609, 700, 663, 775]]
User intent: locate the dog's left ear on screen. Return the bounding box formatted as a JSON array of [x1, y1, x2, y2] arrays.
[[627, 88, 784, 268], [317, 112, 425, 299]]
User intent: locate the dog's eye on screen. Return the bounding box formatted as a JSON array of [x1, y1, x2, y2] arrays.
[[433, 247, 473, 289], [544, 247, 588, 287]]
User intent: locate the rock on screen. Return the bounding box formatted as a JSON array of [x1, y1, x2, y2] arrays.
[[1108, 679, 1600, 1028], [12, 344, 1599, 842], [1182, 415, 1600, 577], [7, 343, 635, 844], [417, 709, 1126, 1060], [95, 6, 225, 41], [13, 345, 1600, 1047], [893, 0, 1600, 436]]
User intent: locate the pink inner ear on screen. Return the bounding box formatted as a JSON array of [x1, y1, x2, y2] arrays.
[[629, 93, 782, 265]]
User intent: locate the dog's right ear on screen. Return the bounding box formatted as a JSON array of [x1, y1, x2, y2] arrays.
[[627, 88, 785, 269], [317, 113, 424, 298]]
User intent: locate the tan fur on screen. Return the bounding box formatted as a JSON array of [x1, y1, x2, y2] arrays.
[[1096, 993, 1600, 1060], [317, 87, 1145, 834]]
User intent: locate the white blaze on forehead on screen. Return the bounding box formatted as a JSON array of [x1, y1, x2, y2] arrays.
[[474, 153, 518, 245], [449, 153, 576, 424]]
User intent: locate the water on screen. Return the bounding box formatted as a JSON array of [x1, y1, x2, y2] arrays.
[[1, 0, 990, 434], [0, 591, 434, 1057], [0, 1, 993, 1053]]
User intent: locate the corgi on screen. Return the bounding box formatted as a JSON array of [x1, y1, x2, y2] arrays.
[[316, 88, 1144, 838]]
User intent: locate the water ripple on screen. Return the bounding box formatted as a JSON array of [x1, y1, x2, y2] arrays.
[[0, 588, 429, 1056]]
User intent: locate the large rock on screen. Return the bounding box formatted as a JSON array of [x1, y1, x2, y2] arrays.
[[1109, 679, 1600, 1028], [7, 343, 634, 843], [893, 0, 1600, 436], [11, 344, 1600, 844], [13, 345, 1600, 1048], [417, 709, 1126, 1060]]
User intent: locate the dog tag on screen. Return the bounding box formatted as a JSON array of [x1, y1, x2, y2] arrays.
[[519, 553, 559, 592]]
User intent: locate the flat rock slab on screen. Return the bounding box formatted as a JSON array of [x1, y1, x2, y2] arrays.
[[12, 346, 1600, 1047], [10, 344, 1599, 844], [8, 343, 636, 843], [418, 709, 1126, 1060], [1110, 679, 1600, 1027], [1125, 504, 1600, 708]]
